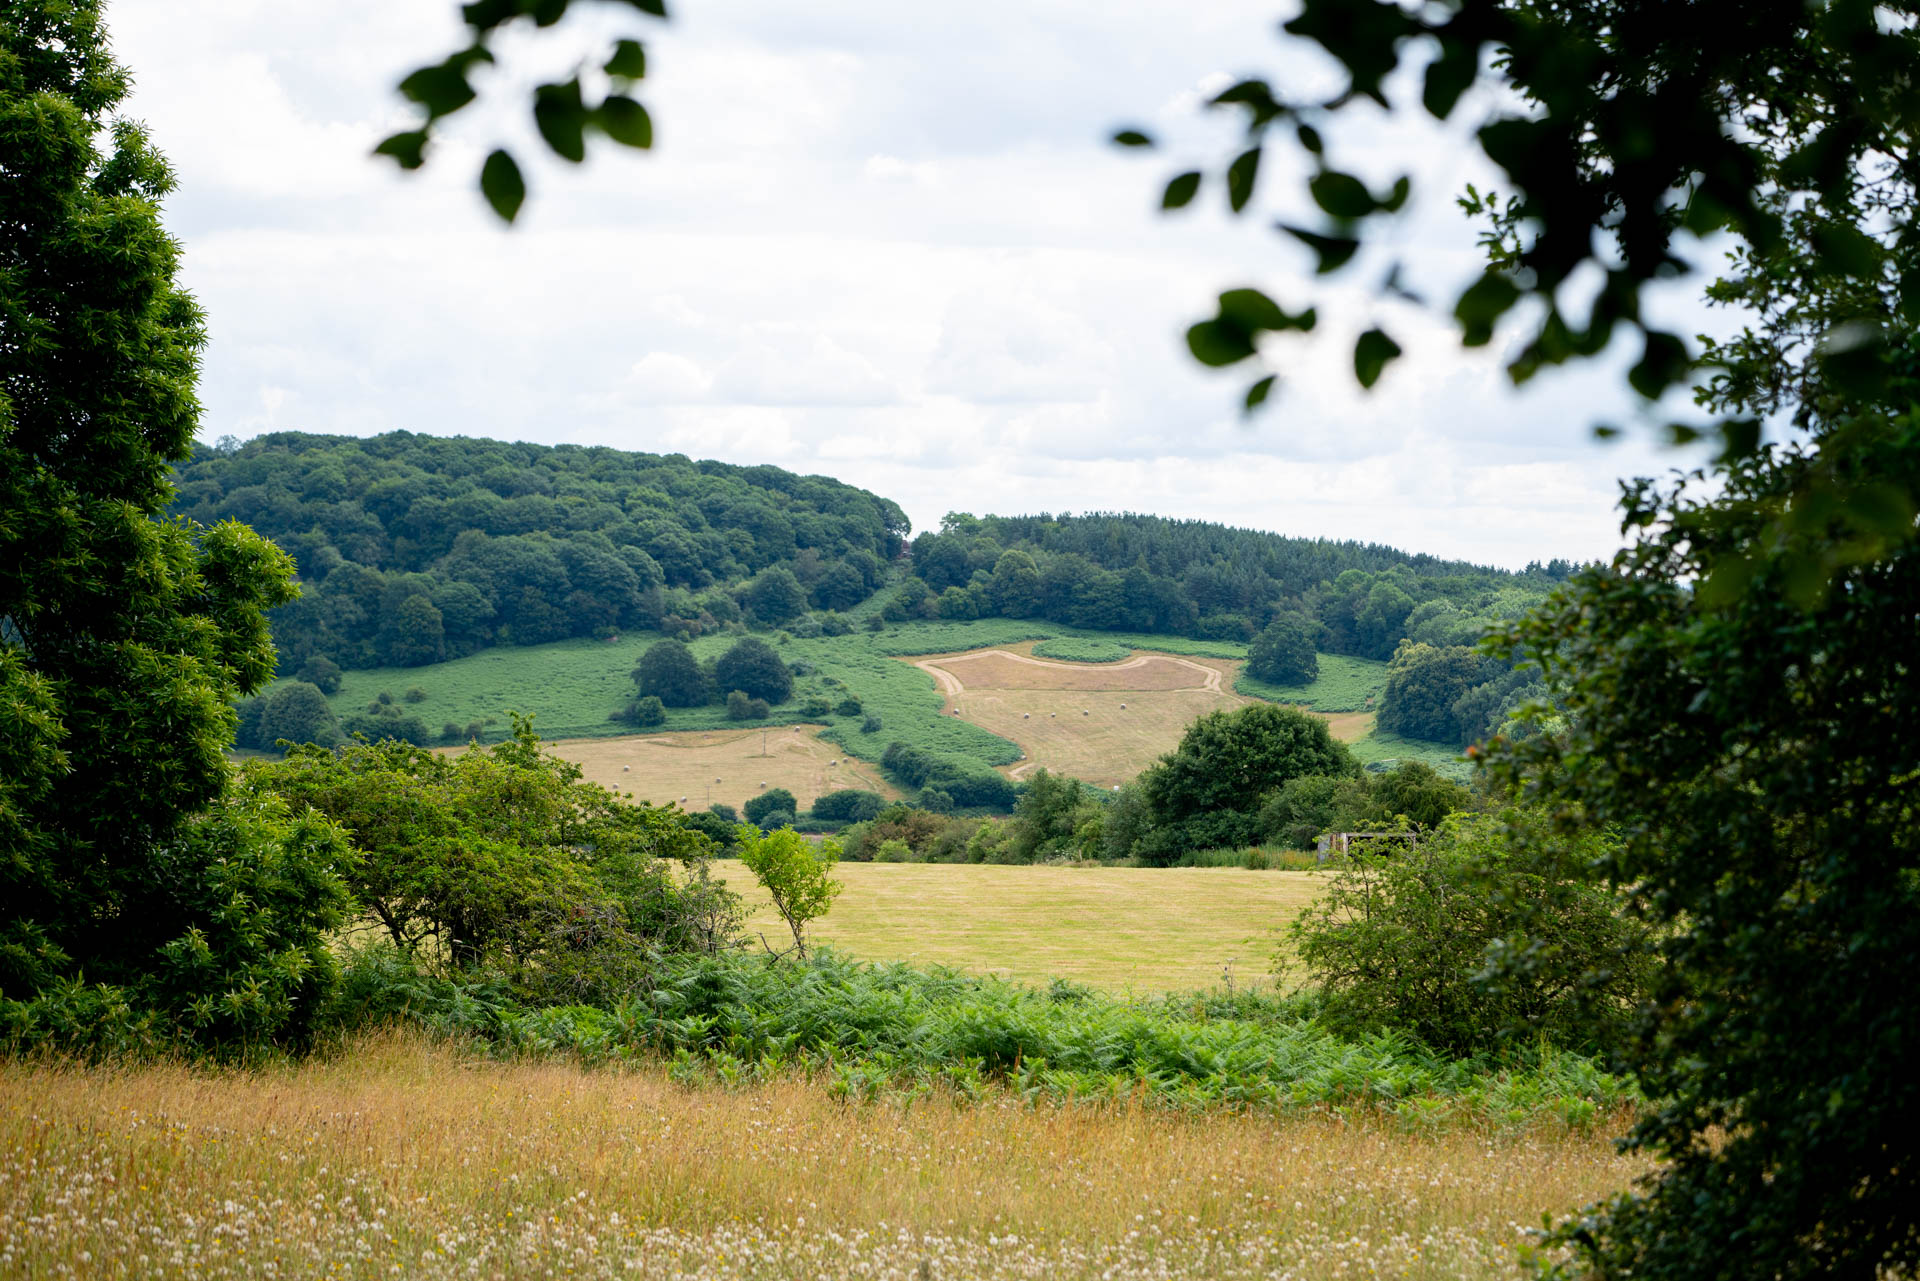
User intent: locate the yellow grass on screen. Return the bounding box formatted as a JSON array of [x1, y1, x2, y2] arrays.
[[0, 1030, 1647, 1280], [736, 862, 1325, 992], [470, 725, 901, 813]]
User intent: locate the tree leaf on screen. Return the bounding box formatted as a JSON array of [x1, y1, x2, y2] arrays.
[[533, 79, 588, 163], [1422, 37, 1479, 119], [1243, 375, 1278, 414], [397, 64, 476, 118], [1454, 272, 1520, 346], [1111, 128, 1154, 148], [480, 149, 526, 223], [1162, 171, 1201, 209], [1296, 123, 1323, 154], [1280, 224, 1359, 273], [373, 129, 429, 171], [1627, 330, 1689, 399], [1227, 147, 1261, 213], [614, 0, 669, 16], [1353, 327, 1402, 388], [598, 95, 654, 148], [1308, 170, 1375, 219], [1187, 320, 1257, 368], [604, 39, 647, 80]]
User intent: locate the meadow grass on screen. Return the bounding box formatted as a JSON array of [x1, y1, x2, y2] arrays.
[[1233, 652, 1388, 713], [1029, 637, 1131, 662], [734, 862, 1322, 992], [0, 1028, 1647, 1280]]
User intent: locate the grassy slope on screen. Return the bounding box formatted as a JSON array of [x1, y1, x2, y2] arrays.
[[312, 622, 1465, 780], [738, 862, 1325, 993]]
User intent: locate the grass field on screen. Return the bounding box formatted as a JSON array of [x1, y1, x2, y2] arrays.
[[0, 1031, 1646, 1280], [736, 861, 1325, 992], [1234, 652, 1389, 712], [532, 726, 900, 813], [1030, 636, 1131, 662]]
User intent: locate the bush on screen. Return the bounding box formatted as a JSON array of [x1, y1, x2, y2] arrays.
[[860, 713, 883, 733], [708, 803, 738, 823], [874, 838, 913, 862], [403, 687, 427, 703], [810, 789, 887, 823], [743, 788, 798, 827], [1289, 811, 1654, 1056], [724, 689, 760, 720], [800, 695, 833, 718], [625, 694, 667, 727], [817, 612, 852, 637], [259, 681, 344, 750], [834, 694, 863, 716], [294, 655, 343, 696]]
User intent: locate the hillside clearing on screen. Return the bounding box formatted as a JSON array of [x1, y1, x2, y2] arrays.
[[736, 861, 1325, 992]]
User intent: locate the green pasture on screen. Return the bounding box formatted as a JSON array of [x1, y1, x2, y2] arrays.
[[1031, 637, 1134, 662], [1234, 652, 1388, 713]]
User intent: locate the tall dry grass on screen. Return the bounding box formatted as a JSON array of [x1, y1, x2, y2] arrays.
[[0, 1028, 1647, 1279]]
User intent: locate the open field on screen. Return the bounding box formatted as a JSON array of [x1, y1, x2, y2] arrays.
[[529, 726, 899, 813], [0, 1031, 1647, 1281], [737, 861, 1325, 992], [911, 643, 1249, 785]]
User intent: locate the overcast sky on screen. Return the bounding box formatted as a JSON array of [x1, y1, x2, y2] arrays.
[[111, 0, 1729, 568]]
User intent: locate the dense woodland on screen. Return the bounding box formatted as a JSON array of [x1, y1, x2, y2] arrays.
[[168, 432, 909, 670]]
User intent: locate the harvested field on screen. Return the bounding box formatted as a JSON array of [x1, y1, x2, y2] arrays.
[[906, 644, 1249, 786], [451, 726, 899, 813], [737, 861, 1325, 992], [919, 648, 1231, 693], [0, 1032, 1646, 1281]]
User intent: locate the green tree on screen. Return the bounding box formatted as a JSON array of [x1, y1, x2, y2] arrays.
[[736, 825, 842, 958], [633, 637, 707, 707], [987, 550, 1041, 617], [740, 566, 807, 625], [1375, 643, 1495, 747], [742, 787, 796, 828], [1245, 612, 1318, 684], [623, 693, 666, 727], [294, 655, 343, 695], [258, 681, 344, 750], [713, 636, 792, 704], [0, 2, 350, 1049], [1138, 703, 1357, 861], [810, 788, 886, 824], [380, 593, 446, 666]]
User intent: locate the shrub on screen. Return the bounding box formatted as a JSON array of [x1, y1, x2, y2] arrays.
[[259, 681, 343, 750], [295, 655, 343, 695], [624, 694, 666, 727], [1289, 811, 1654, 1056], [817, 611, 852, 636], [403, 687, 427, 703], [834, 695, 863, 716], [810, 789, 886, 824], [800, 695, 833, 718], [708, 803, 738, 823], [874, 838, 913, 862], [860, 713, 883, 733], [725, 689, 755, 720]]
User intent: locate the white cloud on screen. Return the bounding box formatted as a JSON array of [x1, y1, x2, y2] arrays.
[[107, 0, 1736, 569]]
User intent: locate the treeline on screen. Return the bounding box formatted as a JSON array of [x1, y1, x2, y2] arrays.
[[895, 512, 1573, 658], [167, 432, 910, 671]]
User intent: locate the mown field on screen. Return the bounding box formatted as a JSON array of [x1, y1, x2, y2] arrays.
[[0, 1031, 1646, 1281], [543, 726, 901, 813], [737, 862, 1324, 992]]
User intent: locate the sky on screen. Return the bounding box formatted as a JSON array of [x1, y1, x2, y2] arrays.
[[110, 0, 1730, 568]]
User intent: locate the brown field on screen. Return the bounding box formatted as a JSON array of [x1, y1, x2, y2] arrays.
[[738, 861, 1325, 992], [470, 726, 899, 813], [921, 648, 1230, 692], [911, 645, 1372, 786], [0, 1031, 1647, 1280]]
